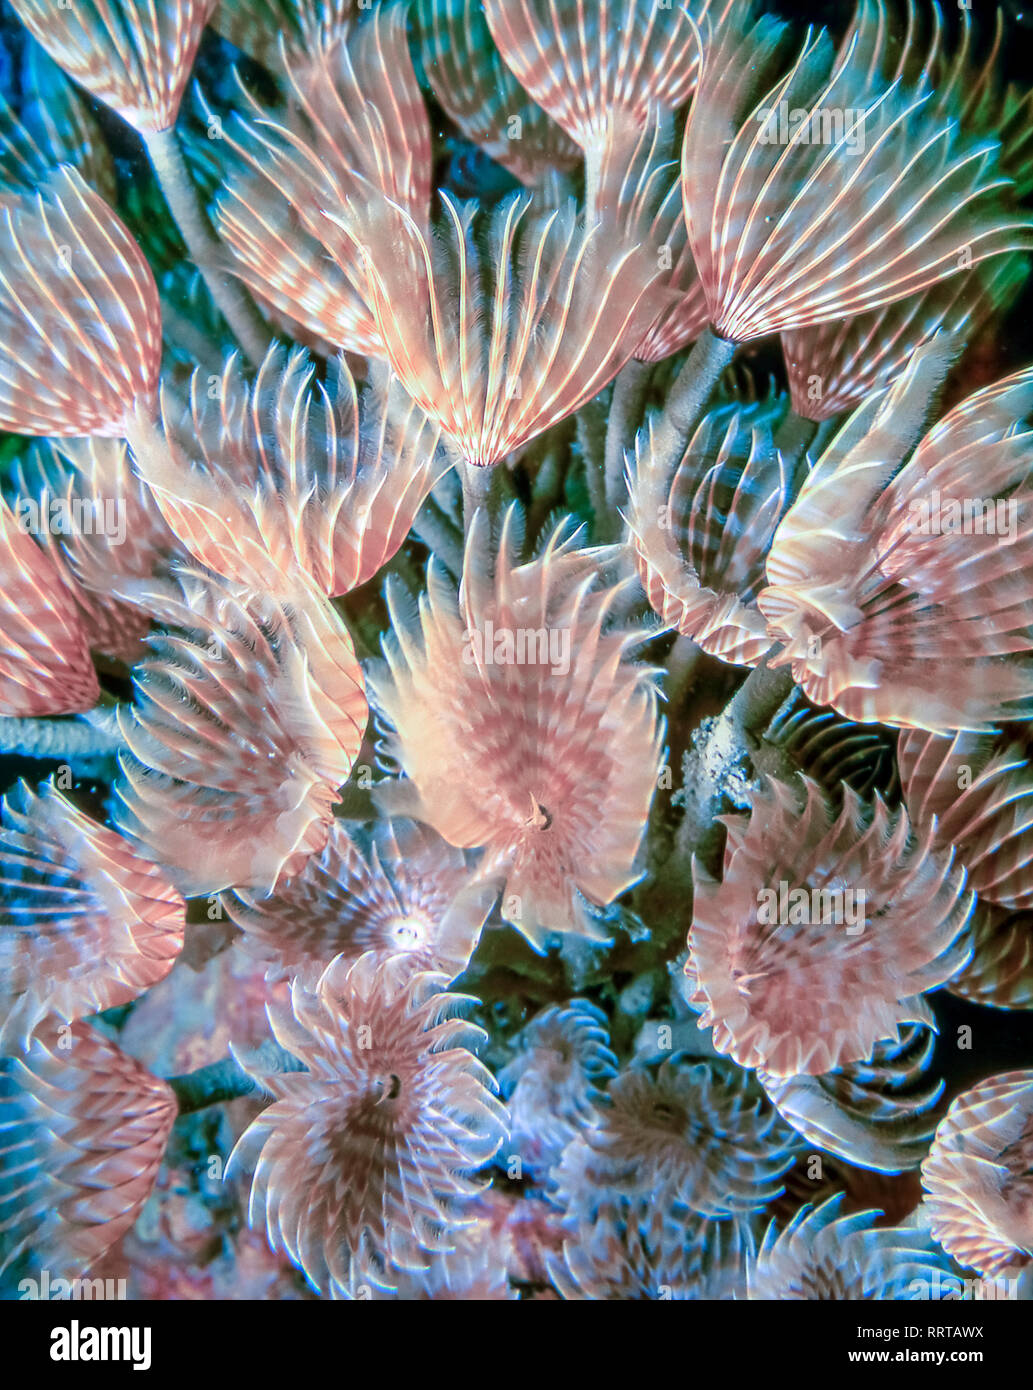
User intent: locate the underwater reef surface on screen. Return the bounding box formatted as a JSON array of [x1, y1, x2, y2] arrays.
[[1, 0, 1033, 1306]]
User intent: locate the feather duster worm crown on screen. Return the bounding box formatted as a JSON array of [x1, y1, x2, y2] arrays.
[[899, 726, 1033, 912], [549, 1194, 754, 1301], [224, 817, 496, 989], [758, 1023, 943, 1174], [680, 4, 1033, 343], [687, 776, 972, 1078], [417, 0, 580, 191], [215, 2, 431, 356], [946, 901, 1033, 1013], [781, 0, 1033, 421], [553, 1056, 798, 1222], [342, 190, 675, 469], [8, 0, 215, 134], [921, 1069, 1033, 1277], [782, 255, 1030, 424], [747, 1194, 954, 1300], [0, 778, 185, 1050], [113, 572, 367, 898], [228, 954, 508, 1297], [762, 690, 901, 801], [483, 0, 708, 152], [132, 346, 444, 599], [11, 435, 176, 664], [500, 999, 619, 1178], [626, 394, 792, 667], [3, 0, 1033, 1307], [0, 168, 161, 438], [759, 349, 1033, 732], [0, 495, 99, 717], [547, 1054, 792, 1299], [0, 1022, 176, 1278], [369, 505, 664, 947]]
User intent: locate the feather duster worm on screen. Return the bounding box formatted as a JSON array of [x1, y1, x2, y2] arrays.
[[747, 1194, 952, 1299], [228, 954, 508, 1297], [382, 1201, 518, 1301], [552, 1058, 797, 1223], [133, 346, 443, 599], [215, 3, 430, 357], [12, 437, 176, 664], [8, 0, 214, 134], [1, 0, 1032, 1309], [0, 778, 185, 1050], [0, 168, 161, 437], [212, 0, 355, 70], [417, 0, 579, 192], [483, 0, 727, 364], [921, 1069, 1033, 1277], [370, 507, 663, 946], [588, 113, 709, 365], [836, 0, 1032, 171], [547, 1055, 785, 1299], [344, 189, 672, 470], [113, 573, 367, 897], [548, 1196, 752, 1301], [763, 689, 900, 801], [0, 44, 117, 202], [499, 1000, 618, 1179], [4, 0, 269, 361], [780, 1, 1033, 420], [625, 396, 791, 667], [0, 1022, 176, 1277], [225, 818, 496, 989], [686, 778, 972, 1077], [0, 497, 99, 716], [483, 0, 706, 160], [899, 727, 1033, 912], [782, 255, 1030, 423], [758, 1024, 943, 1173], [759, 354, 1033, 732], [680, 5, 1033, 344], [773, 1147, 924, 1233], [945, 903, 1033, 1012]]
